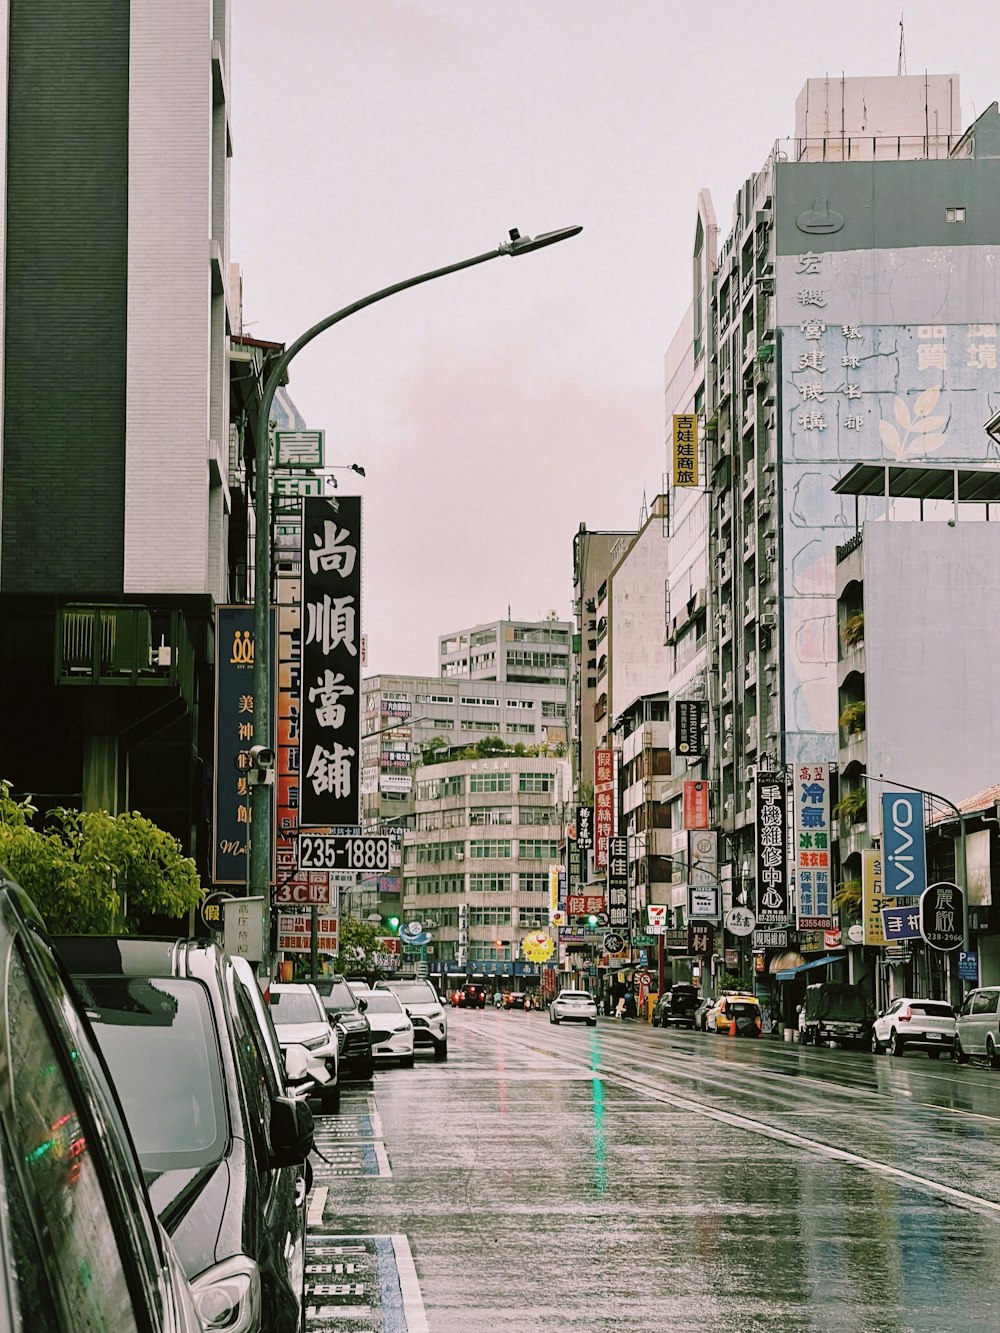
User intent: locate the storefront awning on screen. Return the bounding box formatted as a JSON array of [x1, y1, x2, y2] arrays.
[[774, 954, 844, 982]]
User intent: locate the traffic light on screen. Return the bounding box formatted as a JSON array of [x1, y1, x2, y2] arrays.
[[586, 913, 599, 929], [385, 915, 400, 934], [493, 938, 504, 949]]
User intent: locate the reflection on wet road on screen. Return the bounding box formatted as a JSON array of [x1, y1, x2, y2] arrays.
[[313, 1010, 1000, 1332]]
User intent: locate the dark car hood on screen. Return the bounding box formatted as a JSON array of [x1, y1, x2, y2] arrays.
[[146, 1158, 242, 1279]]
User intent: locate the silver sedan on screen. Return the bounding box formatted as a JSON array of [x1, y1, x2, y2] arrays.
[[549, 989, 598, 1026]]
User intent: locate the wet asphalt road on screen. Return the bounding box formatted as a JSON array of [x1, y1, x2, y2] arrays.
[[307, 1010, 1000, 1332]]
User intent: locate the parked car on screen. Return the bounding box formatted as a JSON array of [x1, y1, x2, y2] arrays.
[[653, 983, 700, 1029], [549, 988, 598, 1026], [314, 974, 375, 1078], [871, 997, 956, 1058], [361, 991, 415, 1065], [268, 982, 341, 1112], [346, 978, 372, 998], [693, 995, 717, 1031], [0, 877, 205, 1332], [707, 994, 763, 1037], [955, 986, 1000, 1067], [800, 981, 873, 1047], [56, 936, 314, 1333], [377, 977, 448, 1060], [454, 983, 487, 1009]]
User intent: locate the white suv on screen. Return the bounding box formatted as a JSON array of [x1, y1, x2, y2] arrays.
[[377, 979, 448, 1060]]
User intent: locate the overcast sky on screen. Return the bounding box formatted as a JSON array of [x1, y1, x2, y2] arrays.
[[231, 0, 999, 677]]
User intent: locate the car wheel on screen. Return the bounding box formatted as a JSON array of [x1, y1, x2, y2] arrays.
[[356, 1057, 374, 1080], [928, 1050, 942, 1060], [954, 1037, 970, 1064], [889, 1031, 904, 1058], [320, 1084, 341, 1114], [871, 1031, 882, 1054], [434, 1041, 448, 1062], [587, 1019, 597, 1027], [551, 1014, 559, 1025], [988, 1036, 1000, 1070], [401, 1053, 415, 1069]]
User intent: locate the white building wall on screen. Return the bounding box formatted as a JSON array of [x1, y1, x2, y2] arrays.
[[865, 521, 1000, 808], [609, 502, 670, 723], [124, 0, 218, 594]]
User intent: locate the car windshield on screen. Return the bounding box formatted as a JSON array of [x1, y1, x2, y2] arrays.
[[911, 1001, 954, 1017], [362, 993, 404, 1015], [75, 976, 228, 1172], [560, 992, 591, 1000], [317, 981, 357, 1011], [385, 981, 438, 1004], [729, 1002, 759, 1018], [269, 988, 324, 1024]]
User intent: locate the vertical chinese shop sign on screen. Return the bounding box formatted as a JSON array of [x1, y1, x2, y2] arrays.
[[213, 606, 276, 885], [755, 771, 789, 927], [300, 497, 362, 827], [594, 747, 616, 871], [794, 763, 834, 930]]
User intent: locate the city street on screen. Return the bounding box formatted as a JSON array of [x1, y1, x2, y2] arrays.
[[305, 1009, 1000, 1332]]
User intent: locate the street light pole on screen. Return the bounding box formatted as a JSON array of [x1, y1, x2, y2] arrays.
[[249, 226, 582, 962]]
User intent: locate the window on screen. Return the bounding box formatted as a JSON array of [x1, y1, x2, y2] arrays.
[[410, 875, 465, 896], [6, 945, 144, 1330], [470, 772, 511, 793], [946, 206, 966, 223], [470, 839, 512, 859], [469, 873, 511, 892], [468, 943, 509, 961], [471, 629, 497, 646], [541, 701, 566, 718], [470, 907, 513, 926], [462, 719, 500, 732], [469, 806, 513, 825], [519, 839, 559, 860], [440, 775, 465, 797], [506, 722, 535, 735], [517, 806, 554, 826], [518, 872, 550, 894], [505, 698, 536, 709], [461, 696, 498, 708], [415, 841, 465, 863], [519, 772, 555, 793]]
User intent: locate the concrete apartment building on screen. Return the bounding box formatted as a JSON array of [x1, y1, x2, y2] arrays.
[[0, 1, 252, 877], [698, 73, 1000, 895]]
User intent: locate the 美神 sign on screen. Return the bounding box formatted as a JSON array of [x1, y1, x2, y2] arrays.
[[920, 881, 964, 952], [300, 496, 361, 827], [881, 791, 926, 899], [755, 772, 788, 926]]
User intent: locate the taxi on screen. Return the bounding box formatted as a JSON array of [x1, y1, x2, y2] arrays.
[[706, 992, 763, 1037]]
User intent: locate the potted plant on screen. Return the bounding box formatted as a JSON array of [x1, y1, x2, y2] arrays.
[[833, 878, 862, 920], [838, 700, 866, 735], [842, 612, 864, 648], [833, 787, 867, 824]]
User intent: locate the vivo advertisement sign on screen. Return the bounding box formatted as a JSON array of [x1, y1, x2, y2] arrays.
[[881, 792, 926, 899]]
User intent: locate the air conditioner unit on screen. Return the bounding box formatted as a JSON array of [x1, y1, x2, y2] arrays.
[[455, 851, 465, 860], [760, 613, 777, 628], [765, 545, 776, 561], [757, 500, 770, 518], [746, 764, 757, 781]]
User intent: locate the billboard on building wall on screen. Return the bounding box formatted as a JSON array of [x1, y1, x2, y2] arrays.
[[672, 414, 699, 487], [755, 772, 788, 926], [775, 169, 1000, 764], [793, 762, 833, 929]]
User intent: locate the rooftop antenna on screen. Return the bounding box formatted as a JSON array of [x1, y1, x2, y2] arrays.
[[638, 488, 649, 527], [897, 12, 907, 76]]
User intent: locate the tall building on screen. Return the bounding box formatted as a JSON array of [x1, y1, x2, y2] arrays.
[[0, 2, 245, 874], [401, 753, 572, 989], [703, 74, 1000, 868]]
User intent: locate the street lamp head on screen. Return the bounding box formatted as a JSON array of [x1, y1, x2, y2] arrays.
[[350, 463, 366, 477], [502, 225, 583, 257]]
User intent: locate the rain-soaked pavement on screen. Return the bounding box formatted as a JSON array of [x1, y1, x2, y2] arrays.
[[305, 1009, 1000, 1332]]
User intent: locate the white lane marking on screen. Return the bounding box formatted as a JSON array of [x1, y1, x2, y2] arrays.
[[392, 1233, 429, 1332], [471, 1026, 1000, 1217], [374, 1139, 392, 1176], [307, 1187, 328, 1228]]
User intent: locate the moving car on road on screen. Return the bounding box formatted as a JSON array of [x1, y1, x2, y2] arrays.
[[549, 989, 598, 1026], [377, 977, 448, 1061], [314, 974, 375, 1078], [871, 997, 956, 1058], [268, 982, 341, 1112], [453, 983, 487, 1009], [362, 991, 415, 1066], [57, 936, 315, 1333], [955, 986, 1000, 1066]]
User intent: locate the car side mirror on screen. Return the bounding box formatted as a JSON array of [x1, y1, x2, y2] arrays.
[[404, 1007, 411, 1017], [357, 997, 367, 1011], [269, 1095, 314, 1168], [283, 1043, 310, 1083]]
